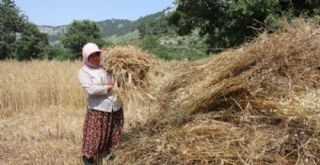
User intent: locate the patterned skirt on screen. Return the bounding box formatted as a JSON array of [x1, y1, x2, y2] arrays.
[[82, 108, 124, 158]]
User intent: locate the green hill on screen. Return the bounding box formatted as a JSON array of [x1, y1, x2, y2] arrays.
[[38, 7, 176, 43]]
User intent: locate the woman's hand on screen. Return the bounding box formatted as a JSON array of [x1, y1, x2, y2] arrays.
[[106, 84, 113, 91]]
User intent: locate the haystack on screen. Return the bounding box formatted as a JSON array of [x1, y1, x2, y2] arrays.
[[161, 19, 320, 115], [113, 19, 320, 165]]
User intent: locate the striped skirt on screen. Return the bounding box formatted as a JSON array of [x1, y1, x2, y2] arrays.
[[82, 108, 124, 158]]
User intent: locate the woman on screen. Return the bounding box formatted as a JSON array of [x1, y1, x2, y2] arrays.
[[78, 42, 124, 165]]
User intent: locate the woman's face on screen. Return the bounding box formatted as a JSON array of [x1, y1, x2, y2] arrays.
[[88, 52, 101, 67]]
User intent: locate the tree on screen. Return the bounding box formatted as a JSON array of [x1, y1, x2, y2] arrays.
[[137, 23, 146, 38], [140, 35, 159, 50], [137, 16, 174, 39], [0, 0, 49, 60], [169, 0, 320, 52], [60, 20, 106, 59], [0, 0, 24, 59], [15, 22, 49, 60], [47, 44, 72, 61], [279, 0, 320, 16]]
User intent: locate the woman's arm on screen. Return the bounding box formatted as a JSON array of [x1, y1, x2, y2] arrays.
[[78, 70, 112, 96]]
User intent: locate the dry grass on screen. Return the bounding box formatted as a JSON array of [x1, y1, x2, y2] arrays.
[[0, 60, 85, 164], [1, 19, 320, 164], [108, 19, 320, 164], [161, 19, 320, 116], [0, 106, 83, 164], [101, 46, 156, 102], [0, 59, 170, 164], [0, 60, 85, 117], [115, 90, 320, 164], [101, 46, 163, 128]]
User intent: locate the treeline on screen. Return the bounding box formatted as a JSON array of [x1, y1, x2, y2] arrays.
[[97, 19, 133, 37], [136, 0, 320, 60], [1, 0, 319, 61], [0, 0, 110, 61], [169, 0, 320, 52], [136, 9, 175, 38], [0, 0, 48, 60]]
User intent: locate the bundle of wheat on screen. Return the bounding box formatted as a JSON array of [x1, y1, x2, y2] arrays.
[[101, 45, 157, 101], [101, 45, 164, 128]]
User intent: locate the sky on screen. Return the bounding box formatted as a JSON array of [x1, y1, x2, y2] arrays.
[[14, 0, 175, 26]]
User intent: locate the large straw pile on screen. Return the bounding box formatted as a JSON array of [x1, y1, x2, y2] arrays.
[[161, 19, 320, 115], [102, 19, 320, 164]]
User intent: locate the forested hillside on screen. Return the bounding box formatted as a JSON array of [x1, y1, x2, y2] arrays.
[[2, 0, 320, 61], [39, 7, 175, 43]]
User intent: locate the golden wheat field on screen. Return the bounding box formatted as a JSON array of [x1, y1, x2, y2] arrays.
[[0, 60, 84, 164], [1, 19, 320, 165], [0, 60, 156, 164], [0, 60, 319, 164]]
